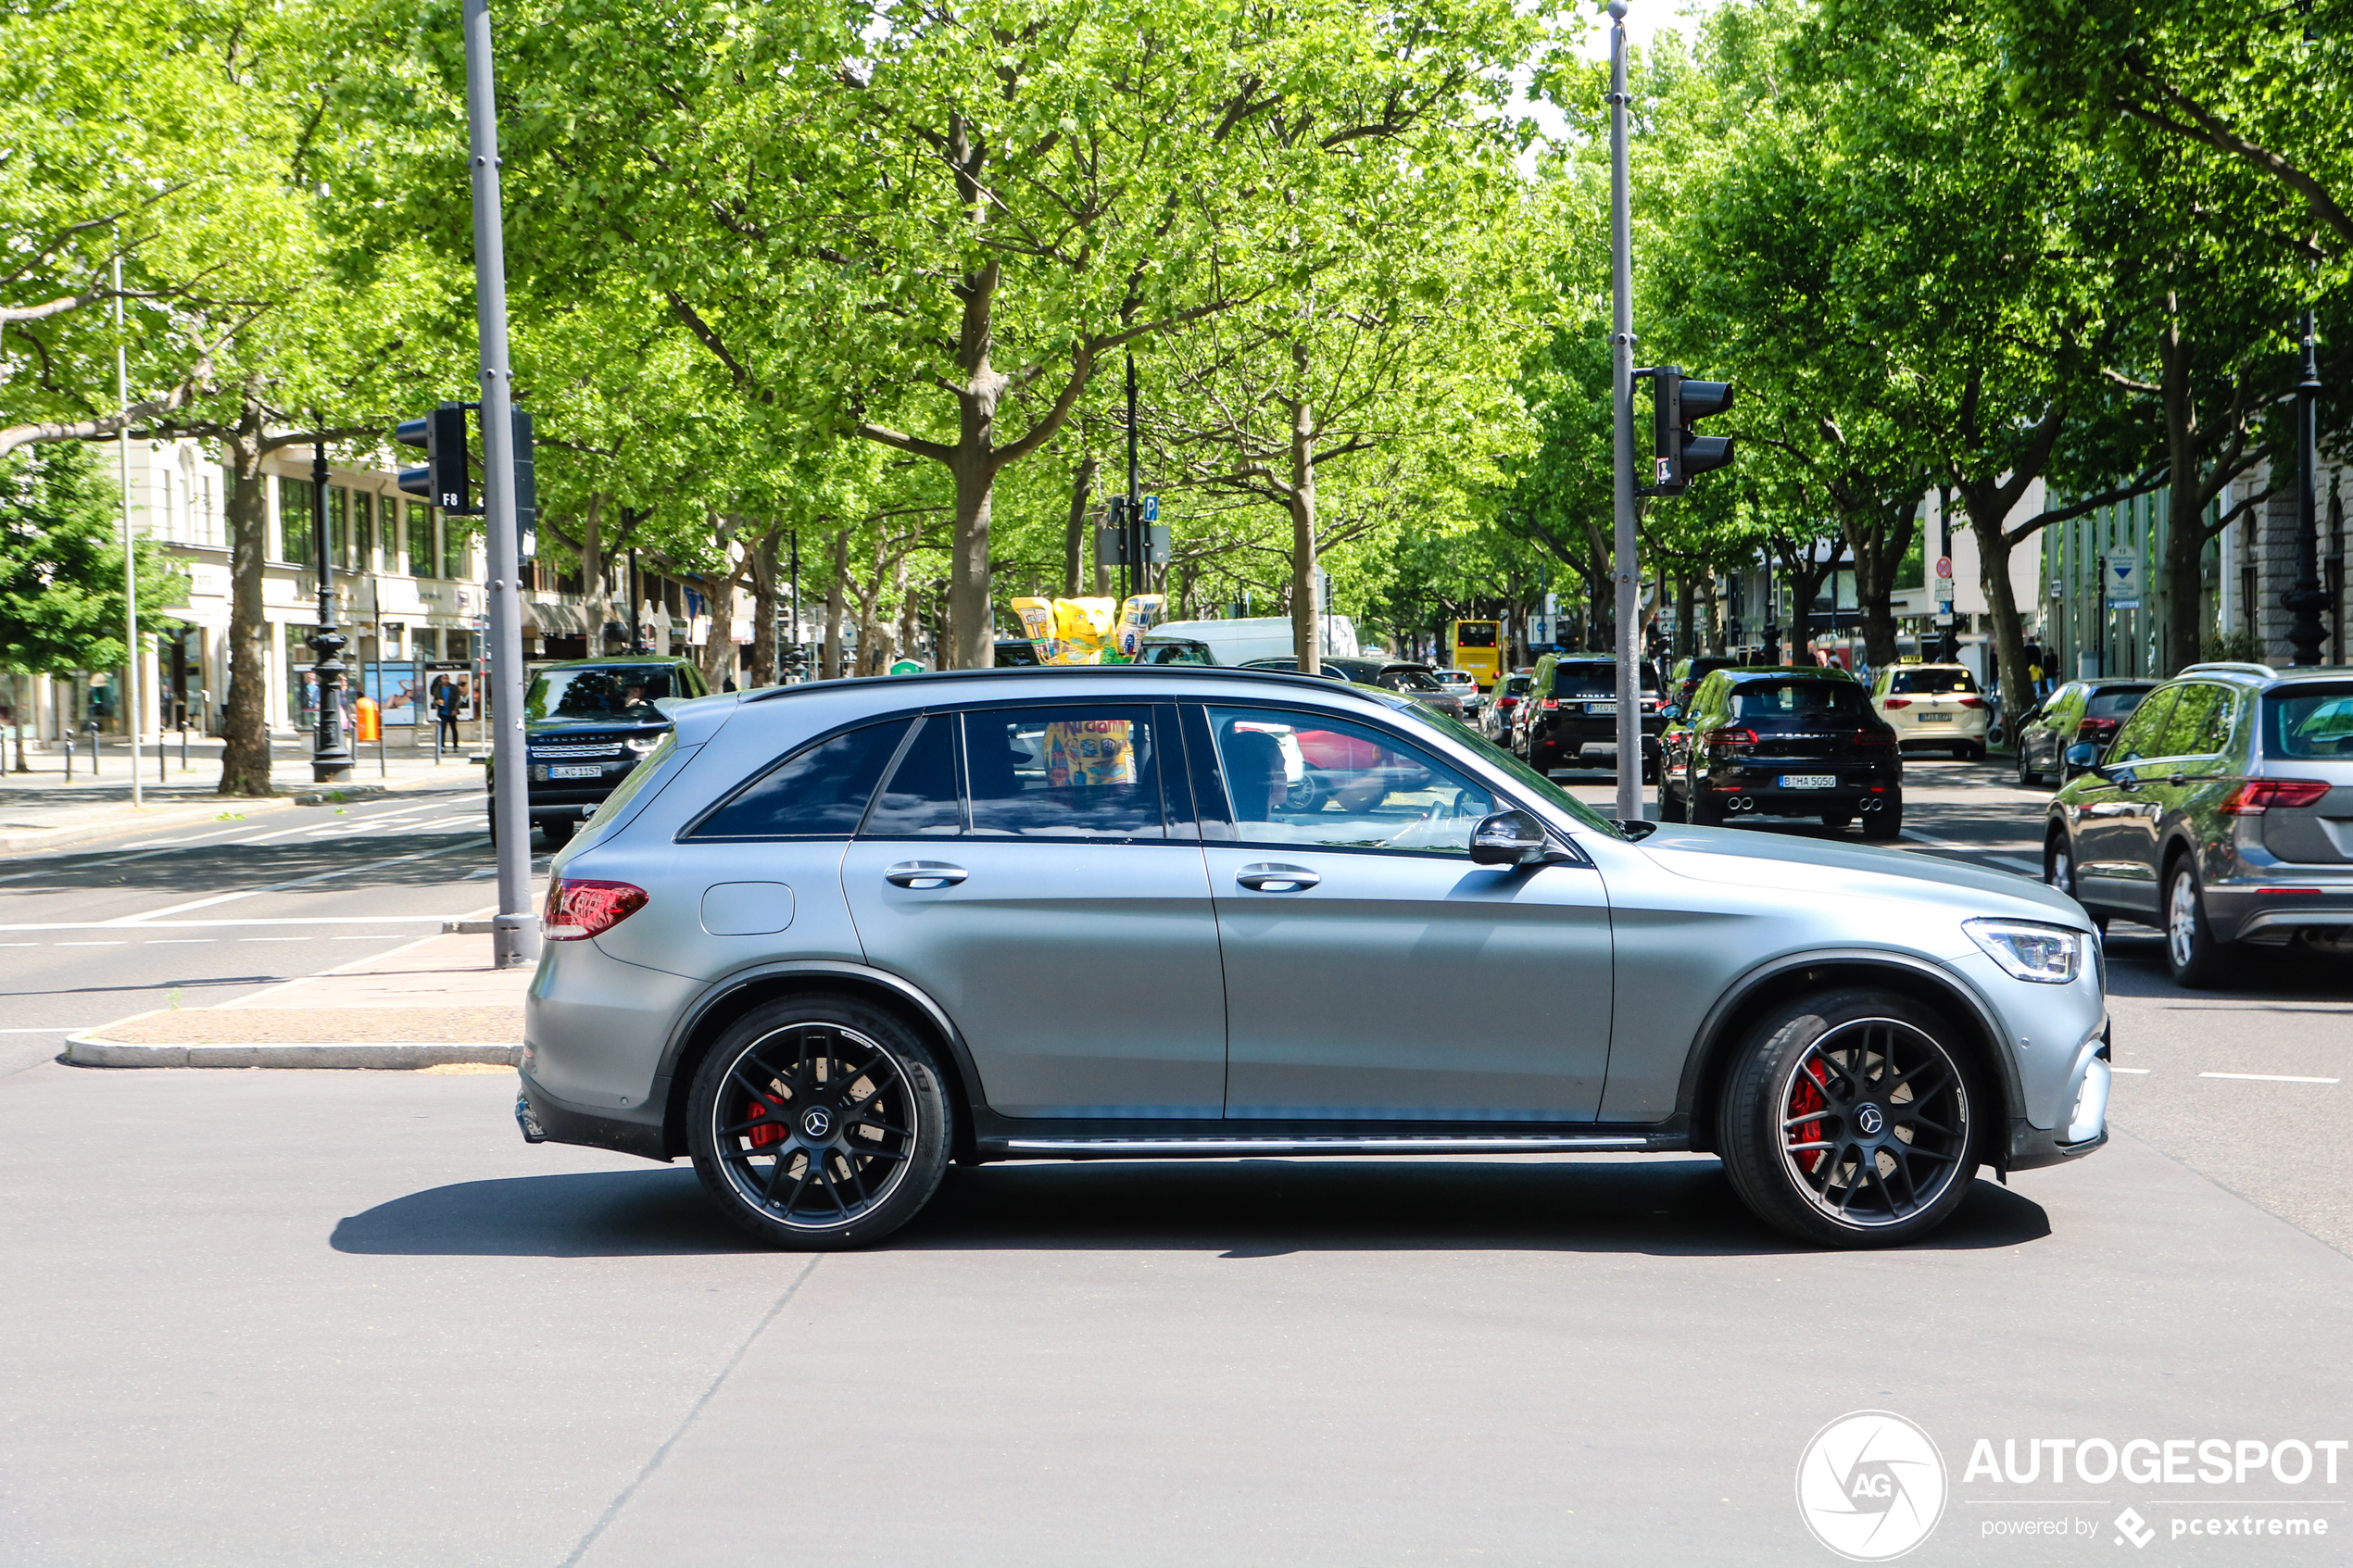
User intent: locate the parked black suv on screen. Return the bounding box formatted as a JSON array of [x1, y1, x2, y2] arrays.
[[1524, 654, 1664, 779], [497, 656, 711, 846], [1658, 666, 1902, 836]]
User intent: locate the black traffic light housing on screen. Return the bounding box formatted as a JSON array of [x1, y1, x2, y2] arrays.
[[396, 403, 471, 513], [1638, 366, 1735, 496]]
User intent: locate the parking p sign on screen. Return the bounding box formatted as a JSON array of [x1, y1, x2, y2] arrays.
[[2103, 550, 2143, 609]]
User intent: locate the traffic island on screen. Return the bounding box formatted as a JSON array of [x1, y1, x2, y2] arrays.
[[62, 931, 527, 1070]]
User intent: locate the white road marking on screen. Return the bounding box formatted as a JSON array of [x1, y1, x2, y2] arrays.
[[144, 938, 215, 944], [55, 941, 128, 947], [223, 822, 333, 846], [2199, 1072, 2338, 1085], [0, 1027, 72, 1034], [2112, 1067, 2152, 1074], [105, 889, 262, 924]]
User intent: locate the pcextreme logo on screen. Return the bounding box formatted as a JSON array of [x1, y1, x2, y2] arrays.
[[1796, 1411, 1949, 1562]]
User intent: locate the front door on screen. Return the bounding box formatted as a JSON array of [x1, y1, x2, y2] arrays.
[[2074, 687, 2178, 916], [840, 702, 1228, 1120], [1192, 703, 1613, 1122]]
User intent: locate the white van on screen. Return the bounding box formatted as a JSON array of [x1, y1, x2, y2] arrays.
[[1140, 616, 1361, 667]]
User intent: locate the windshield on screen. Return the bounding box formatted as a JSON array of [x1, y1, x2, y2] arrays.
[[1454, 623, 1498, 648], [1889, 667, 1978, 695], [1387, 699, 1628, 841], [2085, 688, 2149, 720], [1141, 641, 1214, 666], [1729, 681, 1867, 720], [1551, 663, 1662, 696], [1504, 675, 1530, 696], [2263, 685, 2353, 759], [527, 666, 677, 722]]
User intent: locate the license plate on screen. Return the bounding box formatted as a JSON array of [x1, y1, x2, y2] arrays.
[[1919, 711, 1952, 722], [547, 764, 604, 780], [1584, 701, 1617, 715], [1780, 774, 1837, 789]]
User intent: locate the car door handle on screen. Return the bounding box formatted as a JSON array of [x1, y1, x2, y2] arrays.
[[885, 861, 967, 889], [1235, 863, 1319, 892]]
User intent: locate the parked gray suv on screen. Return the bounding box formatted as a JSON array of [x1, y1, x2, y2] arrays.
[[2044, 662, 2353, 986], [518, 667, 2111, 1250]]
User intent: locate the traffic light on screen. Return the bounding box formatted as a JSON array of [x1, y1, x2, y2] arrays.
[[396, 403, 471, 513], [511, 407, 535, 562], [1642, 367, 1735, 495]]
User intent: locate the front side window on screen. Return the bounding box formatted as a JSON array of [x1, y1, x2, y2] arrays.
[[2106, 688, 2179, 765], [688, 719, 911, 840], [2263, 684, 2353, 759], [963, 706, 1167, 840], [1206, 706, 1496, 856]]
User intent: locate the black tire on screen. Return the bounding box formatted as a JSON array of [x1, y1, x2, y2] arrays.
[[1691, 788, 1728, 827], [485, 805, 496, 847], [2016, 747, 2040, 787], [686, 993, 953, 1249], [1959, 742, 1985, 762], [1718, 987, 1981, 1248], [1657, 780, 1687, 822], [1641, 758, 1658, 785], [2045, 830, 2108, 934], [541, 814, 576, 849], [1860, 798, 1903, 840], [2163, 855, 2235, 989], [1820, 810, 1854, 831]]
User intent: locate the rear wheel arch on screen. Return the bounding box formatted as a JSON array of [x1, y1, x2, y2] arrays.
[[1680, 957, 2013, 1166], [661, 967, 981, 1164]]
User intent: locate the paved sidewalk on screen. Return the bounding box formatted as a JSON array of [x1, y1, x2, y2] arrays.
[[0, 735, 484, 854], [64, 930, 531, 1069]]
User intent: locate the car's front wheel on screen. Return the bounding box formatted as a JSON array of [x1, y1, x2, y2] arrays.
[[686, 994, 953, 1249], [1718, 988, 1981, 1248]]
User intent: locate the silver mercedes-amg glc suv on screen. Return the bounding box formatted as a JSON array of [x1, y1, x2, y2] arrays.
[[517, 667, 2110, 1249]]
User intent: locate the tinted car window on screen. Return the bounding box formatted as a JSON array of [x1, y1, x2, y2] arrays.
[[1503, 675, 1531, 696], [688, 719, 911, 840], [528, 666, 678, 721], [1888, 668, 1978, 695], [2106, 688, 2178, 765], [1728, 681, 1867, 721], [2263, 685, 2353, 759], [2151, 684, 2222, 758], [1207, 707, 1495, 856], [1381, 671, 1445, 693], [1550, 663, 1661, 696], [2084, 688, 2149, 720], [963, 707, 1167, 841], [862, 713, 962, 836]]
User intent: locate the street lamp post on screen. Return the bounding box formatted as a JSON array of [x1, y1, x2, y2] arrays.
[[308, 440, 353, 783], [2284, 309, 2334, 667], [1606, 0, 1642, 824]]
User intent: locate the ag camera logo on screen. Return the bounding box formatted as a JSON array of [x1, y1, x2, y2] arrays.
[[1796, 1411, 1948, 1561]]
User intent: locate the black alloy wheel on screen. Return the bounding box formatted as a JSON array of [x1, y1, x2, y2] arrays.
[[1718, 988, 1979, 1247], [686, 995, 951, 1249]]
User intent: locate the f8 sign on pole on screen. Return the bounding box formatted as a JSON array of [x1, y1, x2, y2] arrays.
[[1607, 0, 1642, 825], [462, 0, 537, 969]]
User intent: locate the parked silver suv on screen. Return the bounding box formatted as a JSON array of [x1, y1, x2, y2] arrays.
[[518, 668, 2110, 1250]]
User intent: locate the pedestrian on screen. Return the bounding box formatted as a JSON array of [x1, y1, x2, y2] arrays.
[[432, 676, 462, 747]]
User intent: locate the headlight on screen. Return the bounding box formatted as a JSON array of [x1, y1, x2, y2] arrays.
[[624, 735, 662, 753], [1964, 918, 2085, 985]]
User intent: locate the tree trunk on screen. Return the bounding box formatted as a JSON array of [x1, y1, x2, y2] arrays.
[[219, 415, 273, 796], [1063, 455, 1096, 597], [822, 532, 847, 681], [949, 449, 993, 669], [580, 494, 607, 652], [1957, 481, 2037, 722], [1288, 393, 1319, 676], [749, 528, 779, 689], [1846, 496, 1919, 671], [2158, 304, 2207, 675]]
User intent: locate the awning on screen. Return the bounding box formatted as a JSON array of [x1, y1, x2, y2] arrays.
[[524, 597, 593, 634]]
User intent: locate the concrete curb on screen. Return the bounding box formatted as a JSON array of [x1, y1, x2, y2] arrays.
[[62, 1035, 521, 1069], [0, 773, 475, 856]]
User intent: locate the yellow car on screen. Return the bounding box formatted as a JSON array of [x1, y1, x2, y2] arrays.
[[1870, 662, 1990, 760]]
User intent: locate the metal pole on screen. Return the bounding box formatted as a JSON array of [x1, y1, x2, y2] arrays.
[[464, 0, 536, 968], [308, 441, 352, 782], [114, 249, 142, 807], [2285, 308, 2332, 666], [1607, 0, 1642, 823], [788, 528, 800, 676], [1125, 351, 1141, 603]]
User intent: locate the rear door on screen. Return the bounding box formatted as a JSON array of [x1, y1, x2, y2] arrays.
[[1192, 702, 1613, 1121], [839, 702, 1229, 1120]]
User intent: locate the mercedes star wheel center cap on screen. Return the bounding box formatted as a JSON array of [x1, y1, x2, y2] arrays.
[[800, 1107, 834, 1139], [1856, 1104, 1885, 1137]]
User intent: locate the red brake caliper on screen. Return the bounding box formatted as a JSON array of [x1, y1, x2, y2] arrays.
[[1789, 1061, 1830, 1173], [743, 1092, 789, 1148]]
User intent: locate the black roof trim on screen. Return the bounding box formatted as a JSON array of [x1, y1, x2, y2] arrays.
[[740, 663, 1355, 705]]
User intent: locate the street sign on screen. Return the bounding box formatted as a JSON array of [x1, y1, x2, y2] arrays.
[[1934, 556, 1953, 580], [2103, 550, 2143, 609], [888, 659, 925, 676]]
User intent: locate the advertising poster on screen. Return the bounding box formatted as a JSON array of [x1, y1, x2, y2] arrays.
[[362, 662, 425, 727]]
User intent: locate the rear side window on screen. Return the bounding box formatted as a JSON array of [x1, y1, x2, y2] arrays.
[[686, 719, 911, 839], [2264, 685, 2353, 759], [862, 714, 963, 836], [1729, 681, 1865, 720]]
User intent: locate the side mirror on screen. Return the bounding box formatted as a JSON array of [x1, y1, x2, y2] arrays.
[[1660, 705, 1681, 721], [1470, 809, 1551, 866], [2062, 743, 2099, 772]]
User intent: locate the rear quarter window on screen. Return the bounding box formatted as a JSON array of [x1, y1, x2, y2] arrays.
[[686, 718, 912, 839]]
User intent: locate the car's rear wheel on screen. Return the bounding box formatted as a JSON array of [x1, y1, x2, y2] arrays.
[[1718, 988, 1980, 1248], [1657, 781, 1687, 822], [1820, 810, 1854, 831], [2016, 747, 2040, 787], [541, 814, 576, 849], [2164, 858, 2235, 989], [686, 995, 952, 1249], [1691, 789, 1728, 827]]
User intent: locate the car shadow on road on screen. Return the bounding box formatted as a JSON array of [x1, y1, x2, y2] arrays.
[[329, 1158, 2050, 1260]]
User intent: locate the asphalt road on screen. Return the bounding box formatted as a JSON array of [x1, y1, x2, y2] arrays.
[[1, 756, 2347, 1566]]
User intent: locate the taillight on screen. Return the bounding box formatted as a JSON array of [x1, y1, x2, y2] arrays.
[[1881, 696, 1912, 709], [1851, 729, 1894, 747], [2079, 718, 2118, 739], [1704, 727, 1757, 752], [1957, 696, 1985, 708], [1541, 698, 1560, 709], [2220, 779, 2332, 816], [543, 877, 649, 940]]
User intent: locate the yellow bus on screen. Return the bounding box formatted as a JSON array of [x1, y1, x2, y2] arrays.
[[1449, 620, 1503, 690]]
